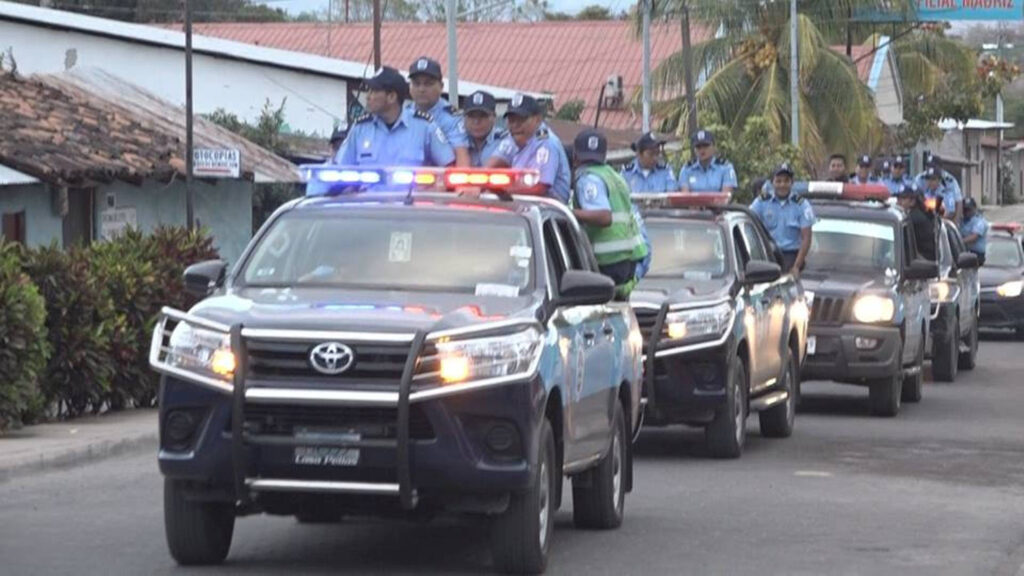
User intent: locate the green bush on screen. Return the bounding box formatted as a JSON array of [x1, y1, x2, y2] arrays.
[[0, 241, 49, 432], [23, 243, 116, 418]]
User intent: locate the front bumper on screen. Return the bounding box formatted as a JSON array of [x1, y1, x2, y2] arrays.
[[979, 291, 1024, 330], [801, 323, 902, 383], [641, 337, 731, 426]]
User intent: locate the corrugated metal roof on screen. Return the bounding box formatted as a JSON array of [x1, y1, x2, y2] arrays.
[[161, 20, 714, 131], [0, 162, 39, 186]]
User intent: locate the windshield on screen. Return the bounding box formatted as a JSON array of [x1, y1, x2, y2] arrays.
[[986, 237, 1024, 267], [646, 220, 729, 279], [242, 211, 534, 294], [806, 218, 897, 272]]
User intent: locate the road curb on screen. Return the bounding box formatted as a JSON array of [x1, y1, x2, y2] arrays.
[[0, 425, 158, 484]]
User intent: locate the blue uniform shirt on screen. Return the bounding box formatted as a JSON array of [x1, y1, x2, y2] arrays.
[[849, 174, 879, 185], [914, 170, 963, 213], [959, 214, 989, 255], [406, 98, 468, 148], [750, 193, 816, 252], [469, 127, 506, 167], [493, 123, 571, 204], [678, 157, 737, 192], [621, 161, 678, 193], [882, 174, 913, 196]]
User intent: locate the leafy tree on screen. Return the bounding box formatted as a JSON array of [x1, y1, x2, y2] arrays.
[[554, 99, 585, 121], [14, 0, 287, 23], [575, 4, 613, 20]]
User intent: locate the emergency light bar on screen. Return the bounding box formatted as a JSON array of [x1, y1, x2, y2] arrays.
[[300, 165, 542, 196], [801, 182, 890, 202], [992, 222, 1022, 235], [632, 192, 731, 209]]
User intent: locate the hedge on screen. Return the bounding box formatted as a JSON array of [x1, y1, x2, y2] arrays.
[[0, 241, 49, 431]]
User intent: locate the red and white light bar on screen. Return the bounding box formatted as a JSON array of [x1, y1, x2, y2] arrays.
[[992, 222, 1022, 235], [300, 165, 542, 196], [804, 182, 891, 202], [631, 192, 731, 208]]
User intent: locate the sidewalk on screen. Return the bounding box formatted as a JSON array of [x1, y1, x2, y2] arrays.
[[983, 202, 1024, 223], [0, 409, 157, 483]]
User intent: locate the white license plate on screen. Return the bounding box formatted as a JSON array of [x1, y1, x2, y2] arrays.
[[807, 336, 817, 355], [294, 446, 360, 467]]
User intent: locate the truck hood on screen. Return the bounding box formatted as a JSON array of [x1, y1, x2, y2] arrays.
[[631, 277, 732, 307], [799, 270, 895, 297], [980, 266, 1024, 289], [187, 288, 543, 334]]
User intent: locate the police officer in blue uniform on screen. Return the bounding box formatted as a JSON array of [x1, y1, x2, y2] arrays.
[[407, 56, 471, 166], [751, 162, 816, 277], [850, 154, 879, 184], [882, 156, 913, 196], [462, 90, 505, 167], [920, 167, 962, 222], [487, 93, 571, 204], [959, 197, 989, 265], [679, 129, 737, 195], [621, 132, 678, 193], [915, 154, 963, 222]]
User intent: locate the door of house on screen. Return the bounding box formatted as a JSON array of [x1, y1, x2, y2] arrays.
[[62, 188, 94, 248], [2, 211, 26, 244]]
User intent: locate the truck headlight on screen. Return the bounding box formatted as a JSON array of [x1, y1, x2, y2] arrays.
[[664, 302, 734, 342], [997, 280, 1024, 298], [851, 294, 896, 324], [929, 280, 958, 303], [168, 323, 235, 379], [435, 328, 542, 385]]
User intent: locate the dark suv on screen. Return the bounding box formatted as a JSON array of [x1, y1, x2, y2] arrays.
[[630, 195, 807, 458], [926, 219, 981, 381], [149, 168, 643, 574], [979, 223, 1024, 339], [800, 195, 938, 416]]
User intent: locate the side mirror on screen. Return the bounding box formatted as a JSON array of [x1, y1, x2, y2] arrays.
[[184, 260, 227, 299], [905, 258, 939, 281], [743, 260, 782, 285], [558, 270, 615, 306], [956, 252, 979, 270]]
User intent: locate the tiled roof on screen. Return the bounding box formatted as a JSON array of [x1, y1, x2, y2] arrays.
[[0, 68, 298, 187], [830, 44, 875, 84], [164, 20, 714, 131]]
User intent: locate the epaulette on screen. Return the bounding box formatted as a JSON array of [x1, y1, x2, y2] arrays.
[[447, 105, 462, 116], [793, 194, 805, 203], [942, 174, 955, 185], [413, 109, 433, 122], [492, 129, 508, 141], [536, 128, 550, 139], [686, 158, 698, 167], [656, 162, 668, 170], [623, 161, 637, 172], [713, 157, 729, 166], [354, 113, 373, 124]]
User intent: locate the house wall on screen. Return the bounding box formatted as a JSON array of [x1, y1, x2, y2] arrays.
[[876, 57, 904, 127], [1, 20, 347, 136], [0, 183, 62, 247]]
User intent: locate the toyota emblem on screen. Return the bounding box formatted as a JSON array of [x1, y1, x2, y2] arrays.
[[309, 342, 355, 375]]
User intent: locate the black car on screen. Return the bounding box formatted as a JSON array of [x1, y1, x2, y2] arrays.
[[630, 194, 808, 459], [148, 166, 644, 574], [926, 219, 981, 381], [979, 223, 1024, 339], [799, 188, 938, 416]]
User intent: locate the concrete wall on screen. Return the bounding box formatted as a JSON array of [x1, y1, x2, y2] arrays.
[[1, 20, 346, 136], [0, 183, 62, 247], [876, 57, 904, 127]]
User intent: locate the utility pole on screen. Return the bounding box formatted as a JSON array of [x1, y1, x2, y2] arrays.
[[789, 0, 799, 147], [642, 0, 652, 133], [996, 25, 1006, 205], [327, 0, 333, 57], [446, 0, 459, 107], [372, 0, 382, 69], [345, 0, 349, 23], [184, 0, 195, 230], [680, 1, 698, 138]]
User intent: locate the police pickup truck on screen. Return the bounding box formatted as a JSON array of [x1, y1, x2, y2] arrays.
[[799, 183, 938, 417], [979, 222, 1024, 340], [630, 193, 807, 459], [927, 218, 980, 382], [149, 166, 643, 574]]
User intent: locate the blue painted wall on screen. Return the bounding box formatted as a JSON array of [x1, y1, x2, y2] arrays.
[[0, 183, 63, 247]]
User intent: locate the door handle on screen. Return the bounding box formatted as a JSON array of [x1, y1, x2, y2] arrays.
[[583, 331, 597, 344], [602, 323, 615, 337]]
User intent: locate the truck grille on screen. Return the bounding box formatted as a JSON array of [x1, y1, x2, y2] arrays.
[[632, 307, 661, 342], [246, 340, 411, 383], [244, 404, 434, 440], [810, 296, 846, 325]]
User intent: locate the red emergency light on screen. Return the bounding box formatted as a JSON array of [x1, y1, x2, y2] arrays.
[[442, 168, 541, 192], [804, 182, 890, 202], [992, 222, 1022, 235], [632, 192, 731, 209]]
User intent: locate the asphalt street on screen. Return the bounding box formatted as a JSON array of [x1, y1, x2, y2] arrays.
[[3, 335, 1024, 576]]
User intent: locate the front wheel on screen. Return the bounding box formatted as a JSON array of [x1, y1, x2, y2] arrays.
[[902, 333, 925, 403], [705, 354, 747, 459], [933, 317, 959, 382], [869, 373, 902, 417], [491, 419, 555, 574], [958, 319, 978, 370], [759, 347, 797, 438], [164, 479, 235, 566], [572, 399, 626, 530]]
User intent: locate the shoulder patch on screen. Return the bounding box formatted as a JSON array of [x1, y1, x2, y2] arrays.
[[354, 113, 373, 124], [413, 109, 433, 122], [536, 128, 549, 140], [714, 157, 726, 165], [447, 105, 462, 116]]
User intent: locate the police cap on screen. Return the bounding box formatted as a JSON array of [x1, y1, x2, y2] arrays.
[[574, 129, 607, 164], [409, 57, 443, 81], [692, 128, 714, 146], [964, 197, 978, 212], [857, 154, 873, 167], [364, 66, 409, 99], [505, 93, 542, 118], [633, 132, 664, 152], [898, 184, 923, 198], [464, 90, 496, 115], [773, 162, 795, 178], [892, 156, 906, 167], [924, 167, 941, 180]]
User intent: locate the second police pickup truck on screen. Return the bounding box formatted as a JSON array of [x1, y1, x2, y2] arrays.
[[926, 218, 981, 382], [148, 166, 643, 574], [630, 193, 808, 459]]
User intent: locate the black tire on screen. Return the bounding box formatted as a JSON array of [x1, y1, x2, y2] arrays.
[[492, 418, 555, 574], [164, 479, 234, 566], [706, 355, 747, 459], [933, 317, 959, 382], [572, 399, 626, 530], [1016, 327, 1024, 341], [869, 373, 902, 417], [958, 317, 978, 370], [902, 332, 925, 403], [295, 509, 342, 524], [759, 346, 797, 438]]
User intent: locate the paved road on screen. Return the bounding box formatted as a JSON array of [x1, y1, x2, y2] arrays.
[[3, 336, 1024, 576]]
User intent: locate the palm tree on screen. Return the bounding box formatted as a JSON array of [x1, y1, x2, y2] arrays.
[[648, 0, 908, 167]]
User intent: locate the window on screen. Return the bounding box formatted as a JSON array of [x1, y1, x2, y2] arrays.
[[2, 211, 25, 244], [646, 220, 729, 279], [732, 225, 750, 269], [937, 225, 953, 270], [543, 220, 568, 285], [554, 219, 586, 271], [807, 218, 897, 272], [740, 222, 769, 262], [987, 238, 1024, 267]]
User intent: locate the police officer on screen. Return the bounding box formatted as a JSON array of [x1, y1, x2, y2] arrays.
[[621, 132, 678, 193], [571, 129, 649, 297], [960, 197, 989, 265], [896, 184, 938, 262], [679, 129, 737, 195], [751, 162, 815, 277], [915, 155, 963, 222], [921, 167, 961, 222], [850, 154, 878, 184], [487, 93, 571, 204], [407, 56, 471, 166], [827, 154, 849, 182], [882, 156, 913, 196], [462, 90, 505, 167]]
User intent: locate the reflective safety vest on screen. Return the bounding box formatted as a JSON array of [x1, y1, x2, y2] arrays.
[[573, 164, 649, 268]]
